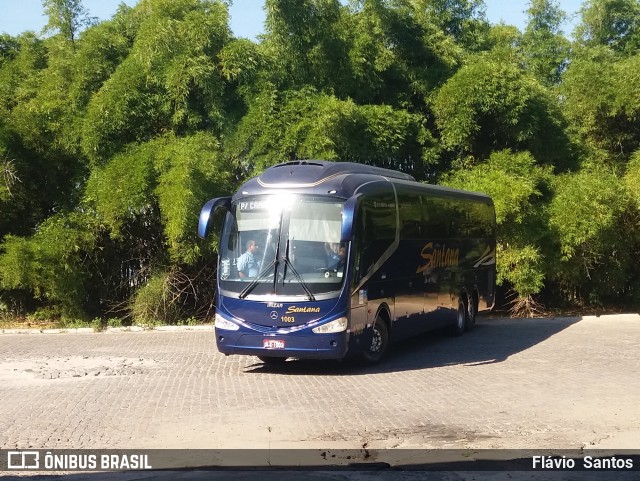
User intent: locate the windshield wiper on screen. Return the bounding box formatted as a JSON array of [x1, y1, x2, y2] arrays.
[[238, 258, 277, 299], [240, 214, 283, 299], [282, 239, 316, 301]]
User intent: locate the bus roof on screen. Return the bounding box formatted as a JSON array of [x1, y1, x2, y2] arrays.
[[236, 161, 492, 204]]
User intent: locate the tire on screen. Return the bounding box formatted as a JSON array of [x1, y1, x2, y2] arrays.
[[257, 356, 288, 365], [359, 316, 389, 365], [465, 292, 477, 332], [451, 297, 466, 337]]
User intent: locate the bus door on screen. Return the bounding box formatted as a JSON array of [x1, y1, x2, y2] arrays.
[[351, 189, 397, 334]]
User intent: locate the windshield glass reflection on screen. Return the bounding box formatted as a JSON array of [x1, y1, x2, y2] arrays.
[[218, 196, 346, 297]]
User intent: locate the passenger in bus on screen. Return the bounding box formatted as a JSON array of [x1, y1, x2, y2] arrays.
[[325, 243, 346, 271], [324, 242, 340, 266], [237, 240, 260, 278], [334, 245, 346, 271]]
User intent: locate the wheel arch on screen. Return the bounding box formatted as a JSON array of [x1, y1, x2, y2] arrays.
[[374, 302, 392, 333]]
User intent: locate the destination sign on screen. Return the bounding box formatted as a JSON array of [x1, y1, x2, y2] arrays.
[[238, 200, 273, 212]]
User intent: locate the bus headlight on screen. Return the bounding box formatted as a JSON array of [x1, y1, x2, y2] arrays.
[[312, 317, 348, 334], [215, 313, 240, 331]]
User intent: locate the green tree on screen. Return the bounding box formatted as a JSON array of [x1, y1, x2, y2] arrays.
[[42, 0, 94, 50], [0, 32, 80, 241], [4, 0, 640, 322], [414, 0, 489, 51], [560, 48, 640, 168], [264, 0, 351, 93], [549, 169, 638, 306], [575, 0, 640, 53], [1, 0, 235, 321], [81, 0, 231, 164], [86, 132, 231, 263], [227, 87, 434, 178], [345, 0, 467, 106], [624, 149, 640, 207], [432, 55, 573, 169], [218, 38, 269, 103], [68, 4, 140, 109], [0, 212, 98, 319], [521, 0, 570, 84], [444, 150, 553, 314]]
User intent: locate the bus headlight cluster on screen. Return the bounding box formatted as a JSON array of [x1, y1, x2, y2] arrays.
[[312, 317, 348, 334], [215, 313, 240, 331]]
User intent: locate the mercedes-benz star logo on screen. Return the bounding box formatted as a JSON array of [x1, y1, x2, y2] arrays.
[[270, 311, 278, 320]]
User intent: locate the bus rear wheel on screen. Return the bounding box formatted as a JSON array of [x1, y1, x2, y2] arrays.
[[359, 316, 389, 365], [465, 293, 477, 332], [258, 356, 288, 365], [451, 298, 466, 337]]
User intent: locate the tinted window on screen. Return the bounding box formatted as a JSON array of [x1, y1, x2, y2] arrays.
[[422, 196, 449, 238], [422, 196, 495, 239], [355, 194, 396, 277], [398, 194, 423, 239]]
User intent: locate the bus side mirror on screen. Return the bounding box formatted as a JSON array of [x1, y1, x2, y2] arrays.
[[198, 197, 231, 239], [341, 194, 361, 242]]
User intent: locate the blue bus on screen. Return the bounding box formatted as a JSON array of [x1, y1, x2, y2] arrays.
[[198, 161, 496, 364]]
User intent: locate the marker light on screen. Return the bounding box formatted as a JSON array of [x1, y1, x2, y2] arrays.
[[312, 317, 348, 334], [215, 313, 240, 331]]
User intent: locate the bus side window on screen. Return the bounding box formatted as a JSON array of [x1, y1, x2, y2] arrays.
[[399, 194, 422, 239], [356, 195, 395, 278], [422, 196, 449, 238]]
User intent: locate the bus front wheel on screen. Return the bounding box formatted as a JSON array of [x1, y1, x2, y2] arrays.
[[359, 316, 389, 365]]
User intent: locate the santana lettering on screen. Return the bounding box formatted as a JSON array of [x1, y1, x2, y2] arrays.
[[286, 306, 321, 314], [416, 242, 459, 274]]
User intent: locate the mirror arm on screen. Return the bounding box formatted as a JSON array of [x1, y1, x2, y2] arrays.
[[198, 197, 231, 239], [340, 194, 361, 242]]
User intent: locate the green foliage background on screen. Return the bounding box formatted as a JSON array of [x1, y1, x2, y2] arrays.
[[2, 0, 640, 322]]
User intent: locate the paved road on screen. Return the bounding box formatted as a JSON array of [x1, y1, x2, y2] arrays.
[[1, 314, 639, 479]]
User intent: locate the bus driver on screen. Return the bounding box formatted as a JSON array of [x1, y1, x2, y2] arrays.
[[237, 240, 260, 278]]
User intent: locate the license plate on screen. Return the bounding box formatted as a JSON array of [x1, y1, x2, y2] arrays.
[[263, 339, 285, 349]]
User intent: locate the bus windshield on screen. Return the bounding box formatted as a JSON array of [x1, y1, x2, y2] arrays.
[[218, 195, 347, 298]]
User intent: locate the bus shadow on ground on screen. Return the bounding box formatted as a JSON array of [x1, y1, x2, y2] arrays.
[[243, 316, 582, 376]]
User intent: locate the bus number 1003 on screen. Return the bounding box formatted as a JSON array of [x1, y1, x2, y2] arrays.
[[281, 316, 295, 323]]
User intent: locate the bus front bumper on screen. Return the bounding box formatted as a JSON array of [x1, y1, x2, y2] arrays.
[[215, 329, 350, 360]]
